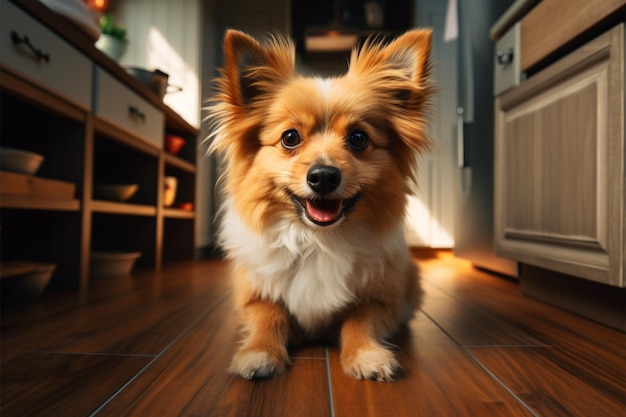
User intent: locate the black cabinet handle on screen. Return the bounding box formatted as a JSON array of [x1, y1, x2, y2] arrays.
[[128, 105, 146, 123], [11, 31, 50, 63], [496, 48, 514, 66]]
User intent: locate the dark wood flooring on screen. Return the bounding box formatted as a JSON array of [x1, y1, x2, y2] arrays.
[[1, 251, 624, 416]]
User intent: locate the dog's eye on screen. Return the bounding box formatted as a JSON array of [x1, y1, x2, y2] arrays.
[[281, 129, 302, 150], [347, 129, 369, 151]]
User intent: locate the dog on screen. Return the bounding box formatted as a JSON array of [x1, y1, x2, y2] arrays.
[[206, 28, 433, 381]]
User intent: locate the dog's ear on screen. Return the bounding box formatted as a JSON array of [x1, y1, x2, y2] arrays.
[[348, 29, 432, 103], [381, 29, 432, 89], [222, 30, 295, 106]]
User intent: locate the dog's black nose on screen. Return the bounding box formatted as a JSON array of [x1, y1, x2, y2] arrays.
[[307, 165, 341, 195]]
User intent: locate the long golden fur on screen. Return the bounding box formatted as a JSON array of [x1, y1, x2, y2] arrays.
[[207, 29, 433, 381]]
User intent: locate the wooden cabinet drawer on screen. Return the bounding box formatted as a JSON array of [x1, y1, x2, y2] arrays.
[[521, 0, 626, 71], [494, 23, 520, 96], [495, 24, 624, 287], [94, 67, 164, 147], [0, 1, 92, 110]]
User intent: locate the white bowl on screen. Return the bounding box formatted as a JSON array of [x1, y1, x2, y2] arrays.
[[90, 251, 142, 278], [0, 147, 45, 175], [1, 261, 56, 301], [94, 184, 139, 202]]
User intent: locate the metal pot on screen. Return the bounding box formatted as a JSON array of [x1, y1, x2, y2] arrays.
[[125, 67, 182, 99]]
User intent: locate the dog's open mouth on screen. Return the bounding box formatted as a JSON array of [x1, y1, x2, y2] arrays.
[[305, 199, 343, 225], [288, 191, 359, 226]]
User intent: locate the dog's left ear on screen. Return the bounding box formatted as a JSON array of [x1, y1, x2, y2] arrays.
[[348, 29, 432, 97], [382, 29, 432, 88], [222, 30, 295, 107]]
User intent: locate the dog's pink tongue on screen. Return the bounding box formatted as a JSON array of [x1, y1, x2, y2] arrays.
[[305, 199, 343, 223]]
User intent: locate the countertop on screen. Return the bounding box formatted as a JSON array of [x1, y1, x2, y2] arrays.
[[490, 0, 541, 40]]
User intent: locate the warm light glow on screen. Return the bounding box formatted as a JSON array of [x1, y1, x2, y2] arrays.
[[86, 0, 108, 12], [404, 195, 454, 248], [305, 33, 358, 52]]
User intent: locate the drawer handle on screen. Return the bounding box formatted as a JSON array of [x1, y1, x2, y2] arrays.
[[10, 31, 50, 63], [128, 106, 146, 123], [496, 48, 514, 66]]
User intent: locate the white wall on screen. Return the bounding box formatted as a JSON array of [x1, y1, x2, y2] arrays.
[[115, 0, 202, 128], [404, 0, 457, 248]]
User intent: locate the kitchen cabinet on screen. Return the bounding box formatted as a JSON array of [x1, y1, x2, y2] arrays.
[[494, 24, 624, 287], [0, 0, 198, 290]]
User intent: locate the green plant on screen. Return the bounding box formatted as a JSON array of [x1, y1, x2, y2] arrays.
[[100, 13, 127, 42]]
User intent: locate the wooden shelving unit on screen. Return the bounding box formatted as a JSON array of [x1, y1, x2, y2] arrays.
[[0, 0, 199, 290]]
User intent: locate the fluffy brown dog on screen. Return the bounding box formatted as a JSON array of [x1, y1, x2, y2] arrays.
[[207, 29, 432, 381]]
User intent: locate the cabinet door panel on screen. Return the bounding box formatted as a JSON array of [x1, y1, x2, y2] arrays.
[[495, 24, 624, 286]]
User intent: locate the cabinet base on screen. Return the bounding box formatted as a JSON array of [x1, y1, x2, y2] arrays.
[[521, 264, 625, 332]]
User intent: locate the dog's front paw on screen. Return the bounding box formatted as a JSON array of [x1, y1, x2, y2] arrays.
[[341, 344, 399, 382], [229, 348, 289, 380]]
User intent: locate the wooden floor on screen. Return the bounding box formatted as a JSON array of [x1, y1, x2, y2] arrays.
[[1, 251, 624, 417]]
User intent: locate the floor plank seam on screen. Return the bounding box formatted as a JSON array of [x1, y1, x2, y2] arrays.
[[291, 356, 328, 360], [462, 344, 551, 348], [87, 293, 231, 417], [324, 347, 336, 417], [420, 309, 541, 417], [462, 348, 542, 417], [29, 350, 157, 358]]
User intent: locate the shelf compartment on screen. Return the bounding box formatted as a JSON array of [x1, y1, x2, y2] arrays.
[[163, 217, 195, 262], [93, 134, 158, 206], [0, 208, 82, 289], [91, 213, 157, 269], [163, 165, 195, 210], [164, 131, 196, 165], [0, 91, 86, 191]]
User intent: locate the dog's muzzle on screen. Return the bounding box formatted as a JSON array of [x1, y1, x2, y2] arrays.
[[287, 165, 359, 227]]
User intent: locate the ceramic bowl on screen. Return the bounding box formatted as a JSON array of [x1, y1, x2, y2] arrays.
[[0, 262, 56, 301], [90, 251, 142, 278], [174, 202, 193, 211], [94, 184, 139, 202], [165, 134, 186, 155], [0, 147, 45, 175]]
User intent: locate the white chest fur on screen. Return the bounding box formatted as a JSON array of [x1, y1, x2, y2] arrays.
[[218, 198, 407, 331]]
